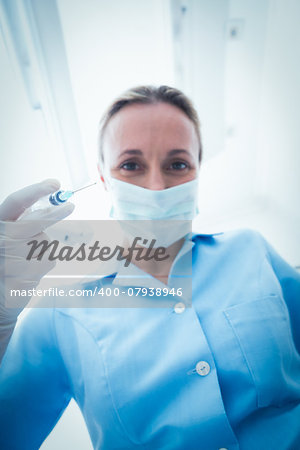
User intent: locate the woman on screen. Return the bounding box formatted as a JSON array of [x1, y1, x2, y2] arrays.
[[0, 86, 299, 449]]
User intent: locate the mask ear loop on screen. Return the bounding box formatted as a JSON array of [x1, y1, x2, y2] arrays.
[[102, 174, 115, 218]]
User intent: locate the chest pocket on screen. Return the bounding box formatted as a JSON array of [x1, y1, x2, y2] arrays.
[[223, 294, 300, 408]]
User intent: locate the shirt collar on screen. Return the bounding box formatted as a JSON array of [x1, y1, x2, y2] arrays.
[[80, 231, 214, 288], [111, 232, 195, 289]]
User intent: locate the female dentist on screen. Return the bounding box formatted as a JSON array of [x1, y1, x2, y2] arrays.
[[0, 85, 300, 450]]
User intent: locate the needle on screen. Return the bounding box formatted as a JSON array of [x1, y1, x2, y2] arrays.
[[72, 182, 97, 194]]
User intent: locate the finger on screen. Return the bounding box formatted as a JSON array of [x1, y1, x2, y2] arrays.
[[0, 179, 61, 221], [22, 231, 59, 262], [3, 255, 56, 280], [1, 231, 50, 258], [2, 278, 46, 310], [2, 237, 58, 279], [1, 202, 75, 239]]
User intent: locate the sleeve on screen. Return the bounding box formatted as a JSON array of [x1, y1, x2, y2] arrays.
[[259, 232, 300, 353], [0, 307, 72, 449]]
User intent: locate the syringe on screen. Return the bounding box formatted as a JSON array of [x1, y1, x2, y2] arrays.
[[49, 182, 97, 205]]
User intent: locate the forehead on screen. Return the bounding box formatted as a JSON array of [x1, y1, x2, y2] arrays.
[[103, 102, 197, 150]]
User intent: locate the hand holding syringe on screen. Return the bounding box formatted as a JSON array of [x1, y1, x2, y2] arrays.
[[33, 181, 97, 209], [0, 179, 78, 361], [29, 180, 97, 244]]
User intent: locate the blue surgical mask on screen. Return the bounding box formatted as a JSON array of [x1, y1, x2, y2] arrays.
[[106, 177, 199, 248]]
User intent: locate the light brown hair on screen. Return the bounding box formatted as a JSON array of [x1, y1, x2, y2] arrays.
[[98, 85, 203, 166]]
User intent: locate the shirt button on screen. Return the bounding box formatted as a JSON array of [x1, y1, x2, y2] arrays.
[[195, 361, 210, 376], [173, 302, 186, 314]]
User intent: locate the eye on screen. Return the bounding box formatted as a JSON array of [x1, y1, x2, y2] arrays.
[[120, 161, 140, 171], [168, 161, 189, 170]]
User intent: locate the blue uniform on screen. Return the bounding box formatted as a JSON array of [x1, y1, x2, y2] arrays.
[[0, 228, 300, 449]]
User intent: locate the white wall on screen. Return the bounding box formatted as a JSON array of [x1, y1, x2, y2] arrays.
[[254, 0, 300, 263], [193, 0, 300, 266], [194, 0, 269, 221]]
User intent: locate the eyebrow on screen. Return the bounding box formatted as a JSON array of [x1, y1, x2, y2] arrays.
[[118, 149, 191, 158], [167, 149, 190, 156], [119, 149, 143, 158]]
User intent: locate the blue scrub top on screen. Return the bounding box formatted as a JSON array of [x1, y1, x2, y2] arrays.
[[0, 228, 300, 449]]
